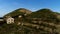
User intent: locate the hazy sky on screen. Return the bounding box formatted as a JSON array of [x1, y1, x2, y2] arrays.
[[0, 0, 60, 17]]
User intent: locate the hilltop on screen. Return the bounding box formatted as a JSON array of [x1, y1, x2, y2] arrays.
[[4, 8, 32, 18]]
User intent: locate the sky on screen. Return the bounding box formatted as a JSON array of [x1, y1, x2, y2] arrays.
[[0, 0, 60, 17]]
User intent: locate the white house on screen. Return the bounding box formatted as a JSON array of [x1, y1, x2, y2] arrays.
[[6, 16, 14, 24]]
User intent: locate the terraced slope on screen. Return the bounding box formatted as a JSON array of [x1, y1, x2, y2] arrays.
[[2, 8, 60, 34]]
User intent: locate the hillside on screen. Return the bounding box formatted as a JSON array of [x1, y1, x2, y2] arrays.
[[27, 9, 60, 23], [1, 8, 60, 34]]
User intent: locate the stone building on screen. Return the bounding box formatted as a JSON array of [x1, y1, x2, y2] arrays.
[[6, 16, 14, 24]]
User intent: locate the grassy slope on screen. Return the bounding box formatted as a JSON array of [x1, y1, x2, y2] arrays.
[[1, 8, 60, 34]]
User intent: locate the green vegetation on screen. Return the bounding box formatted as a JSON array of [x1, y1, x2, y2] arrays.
[[28, 9, 60, 23], [0, 8, 60, 34]]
